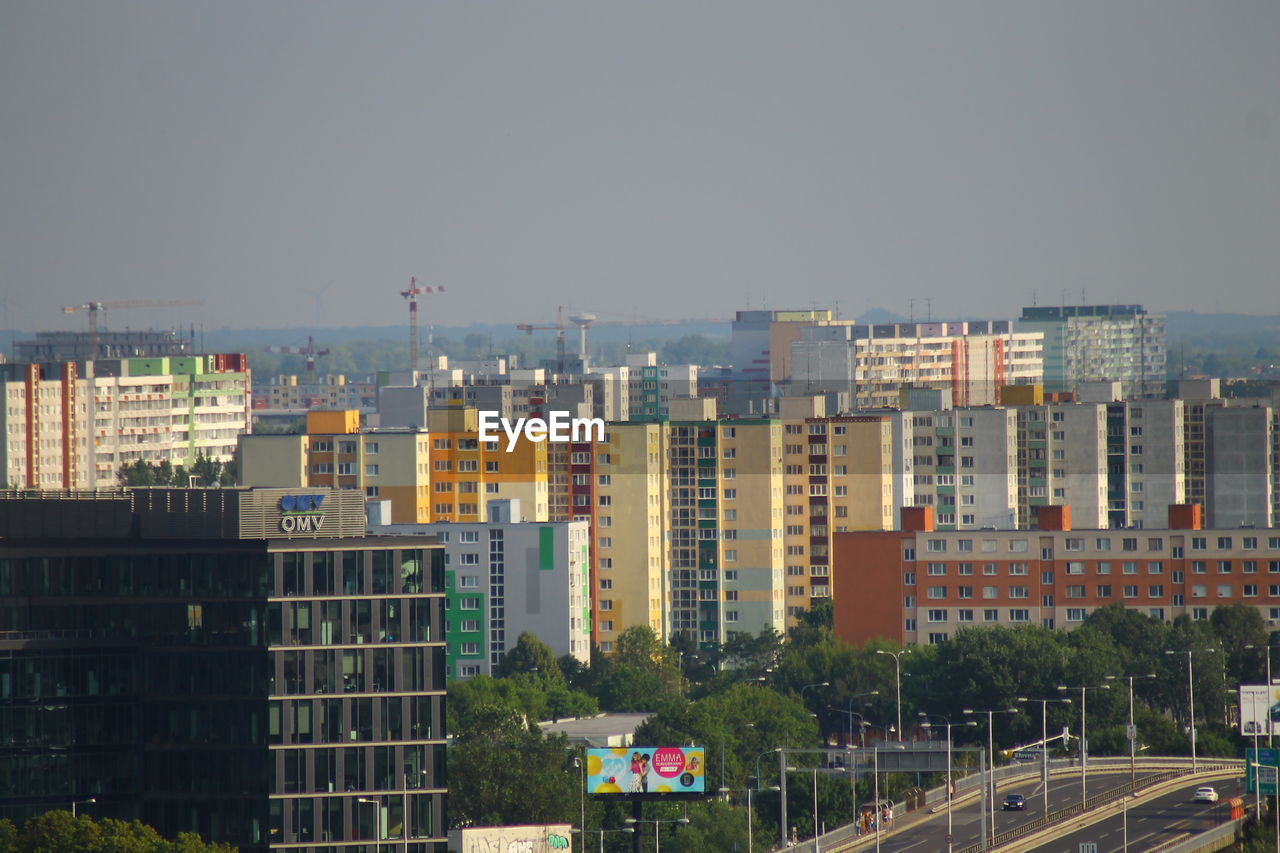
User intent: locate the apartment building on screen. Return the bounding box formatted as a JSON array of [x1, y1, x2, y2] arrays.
[[1018, 304, 1166, 399], [789, 320, 1044, 410], [777, 397, 896, 621], [254, 374, 379, 412], [239, 408, 550, 524], [834, 504, 1280, 648], [370, 499, 590, 679], [1, 355, 250, 489]]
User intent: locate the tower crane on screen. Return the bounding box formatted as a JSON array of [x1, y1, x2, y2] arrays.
[[264, 336, 331, 385], [61, 298, 205, 355], [400, 277, 445, 371], [516, 305, 569, 374]]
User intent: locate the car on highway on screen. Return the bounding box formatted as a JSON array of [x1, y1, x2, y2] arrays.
[[1192, 787, 1219, 803], [1002, 794, 1026, 811]]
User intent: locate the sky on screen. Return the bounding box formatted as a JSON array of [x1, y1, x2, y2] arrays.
[[1, 2, 1277, 334]]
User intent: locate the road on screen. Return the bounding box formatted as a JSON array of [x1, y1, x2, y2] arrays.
[[874, 770, 1163, 853], [1024, 777, 1245, 853]]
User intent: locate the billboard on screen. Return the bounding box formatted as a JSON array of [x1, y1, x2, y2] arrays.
[[1239, 685, 1280, 736], [587, 747, 705, 797]]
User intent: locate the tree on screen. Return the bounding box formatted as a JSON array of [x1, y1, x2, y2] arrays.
[[1210, 603, 1268, 684], [495, 632, 565, 685], [449, 704, 580, 828]]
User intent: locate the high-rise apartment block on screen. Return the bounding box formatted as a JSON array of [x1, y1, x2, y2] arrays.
[[1, 355, 250, 489], [1018, 304, 1166, 398], [369, 499, 590, 680]]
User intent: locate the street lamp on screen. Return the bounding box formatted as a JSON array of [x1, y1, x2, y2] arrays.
[[71, 797, 95, 817], [740, 780, 779, 853], [876, 649, 912, 741], [964, 707, 1018, 841], [572, 755, 586, 840], [624, 817, 689, 853], [1247, 643, 1276, 748], [1105, 673, 1157, 786], [800, 681, 830, 708], [572, 827, 634, 853], [1165, 648, 1216, 770], [1057, 683, 1111, 806], [357, 798, 381, 853], [919, 713, 977, 853], [1016, 696, 1071, 816]]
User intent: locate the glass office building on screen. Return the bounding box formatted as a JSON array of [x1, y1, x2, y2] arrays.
[[0, 488, 447, 853]]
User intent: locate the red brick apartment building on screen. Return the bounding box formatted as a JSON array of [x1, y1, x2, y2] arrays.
[[834, 504, 1280, 646]]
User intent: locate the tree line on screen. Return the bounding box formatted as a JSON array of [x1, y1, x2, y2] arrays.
[[0, 812, 234, 853], [448, 603, 1275, 851]]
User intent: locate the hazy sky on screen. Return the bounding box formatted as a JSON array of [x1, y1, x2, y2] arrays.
[[2, 2, 1277, 333]]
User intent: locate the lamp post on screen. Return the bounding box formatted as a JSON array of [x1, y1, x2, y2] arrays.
[[1016, 696, 1071, 816], [1165, 648, 1215, 770], [71, 797, 95, 817], [356, 798, 381, 853], [1057, 683, 1111, 806], [1247, 643, 1275, 747], [624, 817, 689, 853], [876, 649, 912, 741], [572, 754, 586, 840], [964, 707, 1018, 840], [837, 691, 880, 745], [1105, 673, 1157, 787], [742, 779, 780, 853], [799, 680, 830, 710], [572, 827, 634, 853], [919, 714, 976, 853]]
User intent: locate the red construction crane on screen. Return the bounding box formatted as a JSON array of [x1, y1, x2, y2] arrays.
[[401, 276, 445, 370], [264, 335, 331, 385], [516, 305, 569, 373], [61, 298, 205, 354]]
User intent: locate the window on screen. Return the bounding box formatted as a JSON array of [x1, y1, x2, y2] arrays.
[[1096, 585, 1112, 598], [337, 463, 354, 475], [1009, 563, 1028, 576], [1122, 538, 1138, 552], [903, 572, 916, 586], [984, 609, 999, 622], [1123, 585, 1138, 598], [1193, 560, 1207, 574], [958, 609, 974, 622], [928, 586, 947, 599], [460, 531, 479, 543], [1067, 562, 1085, 575], [927, 563, 947, 576], [1148, 562, 1163, 575], [1217, 585, 1233, 598], [928, 633, 949, 645], [958, 563, 974, 575], [723, 489, 737, 500], [1218, 536, 1234, 550], [1009, 609, 1030, 623], [1097, 562, 1111, 575], [958, 586, 973, 599], [1066, 585, 1085, 599], [1096, 538, 1112, 551], [983, 587, 998, 599], [1148, 585, 1164, 598], [1244, 585, 1259, 597], [1191, 537, 1207, 551], [460, 643, 480, 656], [459, 598, 480, 611], [927, 539, 947, 553], [927, 609, 948, 623], [1192, 585, 1207, 598], [1067, 608, 1086, 622], [599, 600, 614, 611], [724, 550, 737, 562], [1123, 562, 1138, 575], [458, 576, 479, 589], [984, 563, 998, 576], [1065, 538, 1084, 552], [1009, 586, 1028, 599]]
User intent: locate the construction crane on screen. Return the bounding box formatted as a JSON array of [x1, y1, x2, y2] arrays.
[[61, 298, 205, 355], [264, 336, 331, 385], [400, 276, 445, 371], [516, 305, 569, 374]]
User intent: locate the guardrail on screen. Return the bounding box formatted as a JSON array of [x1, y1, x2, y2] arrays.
[[1141, 816, 1245, 853]]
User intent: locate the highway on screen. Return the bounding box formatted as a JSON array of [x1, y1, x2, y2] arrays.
[[1023, 777, 1245, 853], [870, 770, 1164, 853]]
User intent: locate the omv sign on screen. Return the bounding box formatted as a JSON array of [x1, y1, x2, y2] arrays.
[[279, 494, 326, 533]]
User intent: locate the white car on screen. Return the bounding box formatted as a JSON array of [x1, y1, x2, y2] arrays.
[[1192, 787, 1219, 803]]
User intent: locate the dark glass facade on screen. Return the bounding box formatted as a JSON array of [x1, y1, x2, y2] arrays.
[[0, 531, 447, 853]]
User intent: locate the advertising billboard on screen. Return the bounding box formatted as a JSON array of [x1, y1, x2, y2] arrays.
[[586, 747, 705, 797], [1239, 684, 1280, 736]]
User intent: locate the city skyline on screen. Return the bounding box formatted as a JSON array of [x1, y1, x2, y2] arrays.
[[2, 2, 1277, 332]]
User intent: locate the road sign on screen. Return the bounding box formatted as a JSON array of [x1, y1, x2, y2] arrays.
[[1079, 844, 1098, 853], [1126, 724, 1137, 741], [1246, 748, 1280, 795], [1013, 749, 1042, 763]]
